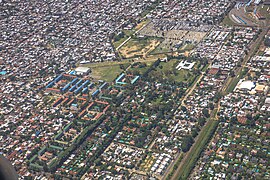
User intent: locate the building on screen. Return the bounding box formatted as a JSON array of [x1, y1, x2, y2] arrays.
[[175, 60, 195, 70], [234, 79, 256, 92], [73, 67, 91, 76]]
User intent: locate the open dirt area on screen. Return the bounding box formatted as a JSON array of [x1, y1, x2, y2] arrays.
[[119, 38, 160, 58]]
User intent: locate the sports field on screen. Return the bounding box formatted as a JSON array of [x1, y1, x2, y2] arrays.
[[85, 62, 130, 82]]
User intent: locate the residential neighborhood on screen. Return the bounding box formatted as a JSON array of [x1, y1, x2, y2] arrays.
[[190, 31, 270, 179], [0, 0, 269, 179]]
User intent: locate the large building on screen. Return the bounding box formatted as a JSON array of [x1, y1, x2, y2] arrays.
[[73, 67, 91, 76]]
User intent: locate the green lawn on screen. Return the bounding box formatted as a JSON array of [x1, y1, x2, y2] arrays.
[[222, 15, 238, 26], [175, 118, 219, 180], [112, 30, 134, 49], [123, 30, 134, 36], [225, 67, 248, 93], [257, 51, 265, 56], [201, 63, 209, 72], [81, 61, 131, 68], [90, 64, 126, 82], [174, 69, 192, 82], [123, 37, 152, 51], [156, 59, 197, 83], [113, 23, 151, 49], [128, 61, 153, 75], [113, 36, 129, 49], [226, 77, 240, 93], [151, 47, 170, 54]]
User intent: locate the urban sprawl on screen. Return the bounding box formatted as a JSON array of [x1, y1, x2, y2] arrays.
[[0, 0, 270, 180]]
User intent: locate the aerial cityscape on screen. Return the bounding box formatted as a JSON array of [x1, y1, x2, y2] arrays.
[[0, 0, 269, 179]]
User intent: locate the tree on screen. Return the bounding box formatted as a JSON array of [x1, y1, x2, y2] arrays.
[[246, 113, 252, 120], [191, 129, 198, 138], [264, 37, 270, 47], [181, 106, 187, 112], [181, 135, 194, 152], [94, 158, 102, 166], [231, 116, 238, 124], [202, 108, 210, 118], [214, 92, 222, 103], [119, 64, 125, 70], [209, 102, 214, 110], [198, 117, 206, 126], [229, 70, 235, 77]]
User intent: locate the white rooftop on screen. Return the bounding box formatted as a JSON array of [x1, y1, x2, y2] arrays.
[[176, 60, 195, 70], [235, 79, 256, 91], [75, 67, 90, 73]]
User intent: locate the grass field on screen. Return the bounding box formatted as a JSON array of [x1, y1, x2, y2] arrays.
[[150, 40, 170, 54], [128, 61, 153, 75], [154, 59, 197, 83], [113, 30, 134, 49], [113, 20, 151, 49], [89, 64, 127, 82], [225, 77, 239, 93], [174, 119, 219, 180], [113, 37, 129, 49], [222, 15, 238, 26], [81, 61, 130, 68], [80, 53, 169, 80], [225, 67, 248, 93], [123, 30, 134, 36]]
